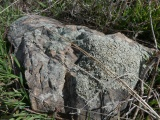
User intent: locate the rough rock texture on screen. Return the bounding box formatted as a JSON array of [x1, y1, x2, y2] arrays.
[[8, 15, 153, 119]]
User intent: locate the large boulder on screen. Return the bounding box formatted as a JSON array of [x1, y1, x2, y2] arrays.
[[8, 15, 153, 119]]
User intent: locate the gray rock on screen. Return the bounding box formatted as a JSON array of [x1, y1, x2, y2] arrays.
[[8, 15, 153, 119]]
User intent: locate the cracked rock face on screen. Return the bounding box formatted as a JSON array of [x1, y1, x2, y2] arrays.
[[8, 15, 153, 119]]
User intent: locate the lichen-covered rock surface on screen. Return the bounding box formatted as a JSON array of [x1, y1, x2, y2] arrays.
[[8, 15, 153, 119]]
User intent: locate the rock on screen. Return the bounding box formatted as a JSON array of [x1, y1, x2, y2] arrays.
[[8, 15, 153, 119]]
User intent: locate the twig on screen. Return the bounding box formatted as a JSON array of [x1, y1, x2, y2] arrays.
[[0, 0, 19, 14], [149, 0, 158, 50], [35, 0, 61, 15], [146, 58, 159, 102], [133, 103, 156, 119], [125, 106, 136, 116], [81, 90, 100, 110], [24, 108, 45, 115], [153, 90, 160, 108], [132, 102, 141, 119], [133, 69, 145, 120], [140, 57, 156, 81]]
